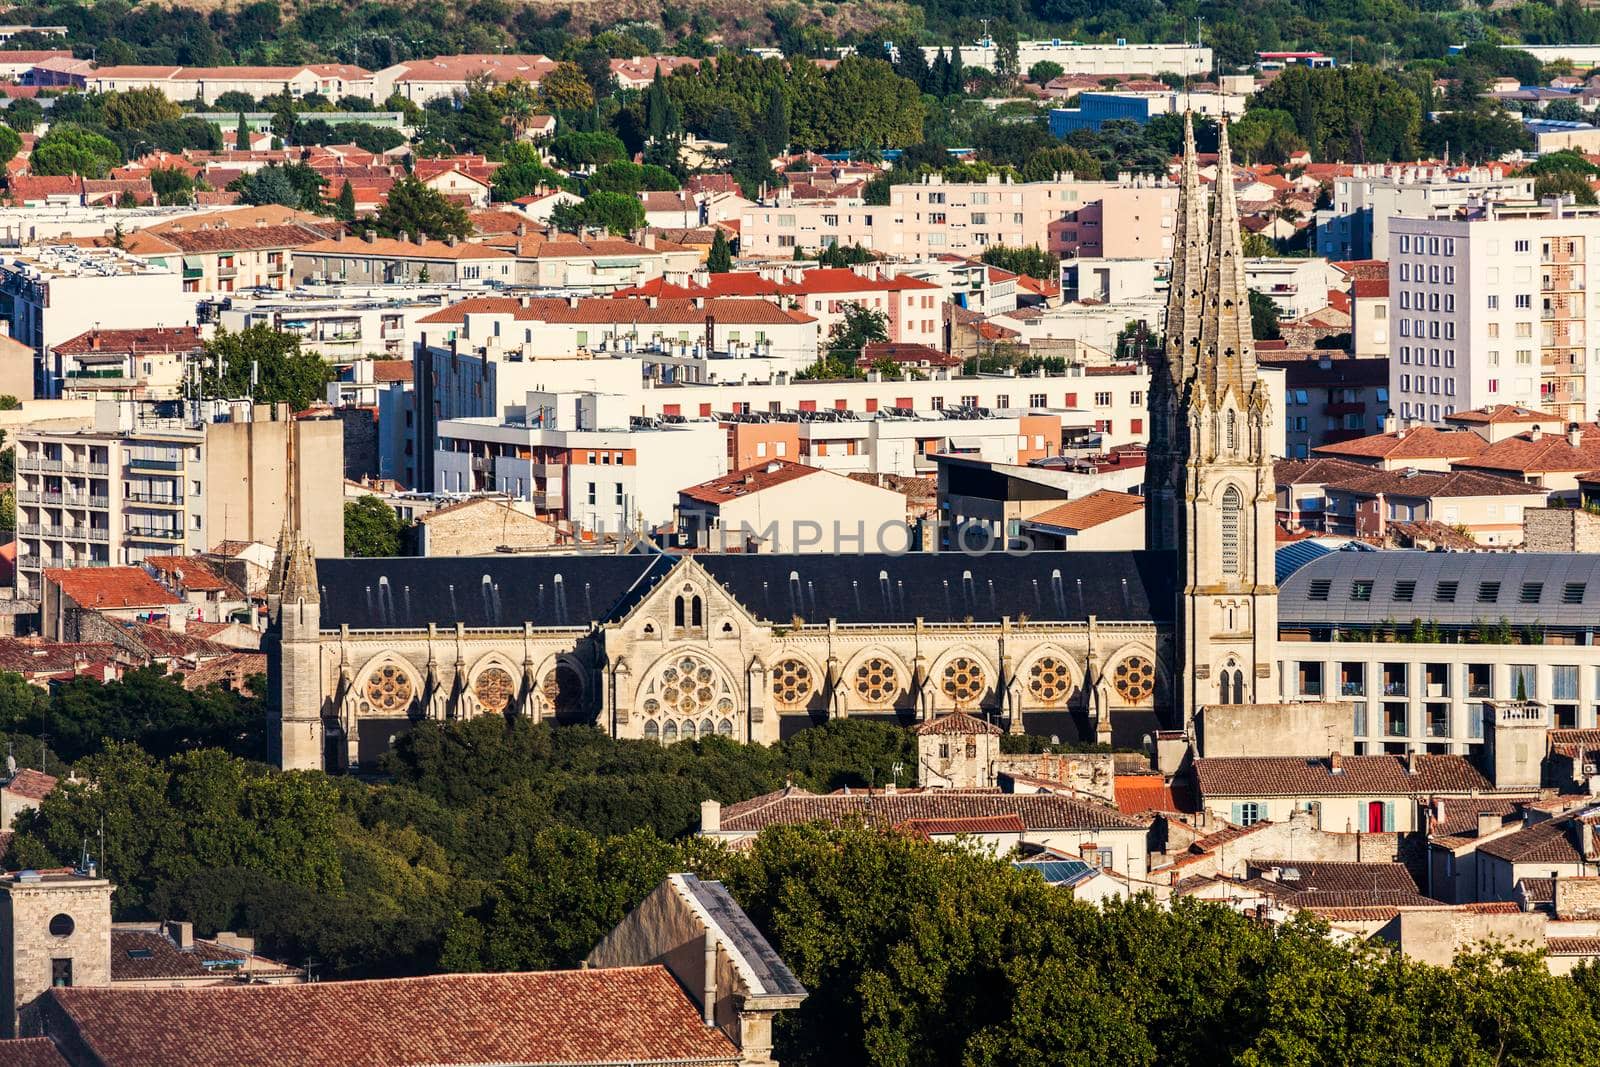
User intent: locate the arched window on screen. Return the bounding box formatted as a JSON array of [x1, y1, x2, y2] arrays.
[[673, 597, 686, 628], [663, 720, 678, 743], [1233, 669, 1246, 704], [691, 596, 703, 628], [644, 720, 659, 742], [1220, 485, 1243, 575], [1219, 672, 1233, 705]]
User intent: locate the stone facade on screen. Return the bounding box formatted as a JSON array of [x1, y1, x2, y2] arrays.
[[2, 874, 112, 1039], [1522, 507, 1600, 552], [417, 498, 564, 557]]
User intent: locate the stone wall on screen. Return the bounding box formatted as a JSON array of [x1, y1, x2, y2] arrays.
[[992, 752, 1116, 803], [1197, 701, 1355, 758], [1555, 876, 1600, 920], [3, 878, 112, 1039], [1523, 508, 1600, 553], [420, 500, 563, 557], [1390, 909, 1547, 967], [334, 408, 378, 481]]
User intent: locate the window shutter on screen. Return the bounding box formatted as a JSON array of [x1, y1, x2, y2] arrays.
[[1231, 803, 1244, 824], [1382, 801, 1396, 832]]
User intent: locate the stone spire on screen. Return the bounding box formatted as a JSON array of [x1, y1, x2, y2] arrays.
[[1195, 118, 1260, 410], [271, 415, 318, 604], [1166, 110, 1208, 389]]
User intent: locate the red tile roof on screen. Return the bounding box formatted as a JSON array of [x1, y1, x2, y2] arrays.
[[679, 459, 820, 505], [1350, 278, 1389, 298], [160, 224, 319, 254], [9, 175, 81, 199], [900, 813, 1025, 837], [0, 1038, 69, 1067], [142, 556, 239, 594], [1446, 404, 1553, 426], [52, 327, 202, 356], [3, 768, 56, 801], [1312, 427, 1489, 463], [1113, 774, 1181, 814], [44, 566, 181, 609], [369, 359, 413, 383], [1548, 936, 1600, 955], [1457, 426, 1600, 475], [1025, 490, 1144, 532], [1323, 467, 1543, 500], [1477, 815, 1598, 864], [43, 966, 741, 1067], [718, 786, 1148, 833], [911, 711, 1002, 736], [109, 927, 300, 982], [1550, 728, 1600, 757], [1194, 754, 1495, 797]]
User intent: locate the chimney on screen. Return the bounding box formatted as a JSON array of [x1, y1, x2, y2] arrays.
[[1476, 811, 1501, 839], [1531, 424, 1544, 442], [1329, 751, 1343, 774], [363, 229, 377, 243], [1583, 819, 1595, 859], [446, 234, 459, 247], [700, 798, 721, 833], [169, 920, 194, 951], [1570, 422, 1584, 449]]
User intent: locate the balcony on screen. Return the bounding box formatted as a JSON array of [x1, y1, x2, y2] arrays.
[[125, 492, 181, 506], [217, 262, 238, 278], [18, 491, 109, 508], [125, 525, 183, 540], [127, 457, 182, 472]]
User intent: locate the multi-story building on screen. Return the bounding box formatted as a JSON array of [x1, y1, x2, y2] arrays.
[[217, 289, 451, 360], [433, 389, 726, 532], [1315, 164, 1533, 260], [0, 246, 192, 352], [13, 402, 343, 598], [1388, 201, 1600, 425], [1049, 90, 1244, 135], [739, 173, 1177, 260], [157, 224, 317, 295], [950, 39, 1211, 77], [48, 326, 205, 401], [1047, 185, 1181, 258], [290, 233, 517, 287], [1261, 351, 1390, 458], [85, 63, 374, 103]]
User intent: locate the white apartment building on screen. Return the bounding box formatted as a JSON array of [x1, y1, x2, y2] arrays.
[[949, 40, 1211, 77], [1315, 165, 1535, 260], [218, 289, 454, 360], [1245, 257, 1345, 321], [433, 389, 726, 532], [1389, 201, 1600, 425], [0, 246, 192, 352], [739, 174, 1175, 260]]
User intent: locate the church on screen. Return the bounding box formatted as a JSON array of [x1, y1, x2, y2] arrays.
[[267, 117, 1277, 772]]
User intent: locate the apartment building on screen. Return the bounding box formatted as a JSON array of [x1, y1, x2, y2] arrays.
[[949, 40, 1211, 77], [739, 174, 1176, 259], [1047, 185, 1181, 258], [0, 246, 193, 352], [158, 225, 314, 295], [291, 233, 517, 287], [483, 235, 700, 290], [86, 63, 373, 103], [1314, 164, 1534, 259], [1389, 201, 1600, 425], [368, 54, 558, 104], [433, 389, 726, 531], [48, 326, 204, 401], [1260, 351, 1390, 458], [13, 402, 343, 599], [217, 289, 451, 360]]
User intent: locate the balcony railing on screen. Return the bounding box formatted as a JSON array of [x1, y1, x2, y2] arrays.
[[125, 525, 183, 539], [18, 491, 109, 508], [125, 492, 181, 505], [127, 457, 182, 472]]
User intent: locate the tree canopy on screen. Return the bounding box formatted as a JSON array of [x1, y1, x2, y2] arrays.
[[201, 325, 332, 411]]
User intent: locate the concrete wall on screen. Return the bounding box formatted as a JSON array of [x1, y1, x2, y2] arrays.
[[1390, 908, 1547, 967], [1198, 701, 1355, 758], [204, 415, 344, 557]]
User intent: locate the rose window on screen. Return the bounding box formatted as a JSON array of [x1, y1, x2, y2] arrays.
[[474, 667, 516, 714], [1028, 657, 1073, 706], [1113, 656, 1156, 703], [854, 657, 899, 704], [541, 664, 584, 714], [771, 659, 812, 707], [941, 657, 987, 707], [642, 653, 734, 742], [364, 664, 413, 713]]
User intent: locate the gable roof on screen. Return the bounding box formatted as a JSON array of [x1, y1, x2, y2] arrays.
[[1321, 467, 1544, 500], [912, 711, 1003, 736], [41, 966, 740, 1067], [1478, 815, 1598, 864], [717, 787, 1147, 834], [52, 327, 202, 356], [1024, 490, 1144, 533], [1312, 427, 1489, 463], [43, 567, 181, 609], [679, 460, 820, 505], [1194, 754, 1495, 797]]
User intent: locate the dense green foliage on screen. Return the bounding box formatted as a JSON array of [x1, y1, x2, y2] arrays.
[[344, 495, 405, 557], [201, 325, 333, 412], [371, 176, 472, 241]]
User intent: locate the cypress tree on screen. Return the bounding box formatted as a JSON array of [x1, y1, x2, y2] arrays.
[[707, 228, 732, 272], [235, 113, 250, 150], [337, 179, 356, 222]]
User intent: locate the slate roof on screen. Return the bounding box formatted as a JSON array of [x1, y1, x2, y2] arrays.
[[716, 787, 1148, 834], [678, 874, 804, 997], [42, 966, 739, 1067], [1194, 754, 1494, 797], [1279, 551, 1600, 628]]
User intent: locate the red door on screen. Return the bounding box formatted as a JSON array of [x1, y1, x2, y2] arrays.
[[1367, 801, 1385, 833]]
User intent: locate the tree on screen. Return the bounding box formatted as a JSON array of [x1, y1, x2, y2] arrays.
[[149, 167, 195, 206], [100, 87, 183, 131], [1028, 60, 1063, 85], [0, 124, 19, 169], [586, 160, 679, 195], [30, 124, 121, 178], [707, 228, 732, 272], [491, 144, 566, 202], [826, 303, 889, 361], [548, 130, 628, 169], [3, 96, 43, 133], [1249, 290, 1283, 341], [549, 191, 644, 236], [1536, 170, 1599, 205], [344, 495, 404, 557], [235, 113, 251, 150], [372, 176, 471, 241], [230, 163, 326, 212], [981, 245, 1058, 280], [200, 325, 331, 411], [336, 179, 356, 222], [540, 62, 596, 112]]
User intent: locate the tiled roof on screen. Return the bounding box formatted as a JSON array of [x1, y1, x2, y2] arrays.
[[44, 566, 181, 609], [1548, 936, 1600, 955], [1351, 278, 1389, 298], [52, 327, 202, 355], [859, 341, 961, 368], [1446, 404, 1552, 426], [390, 54, 559, 85], [1551, 728, 1600, 756], [122, 623, 235, 661], [717, 787, 1148, 834], [369, 359, 413, 383], [1275, 457, 1373, 486], [1194, 754, 1495, 798], [1024, 490, 1144, 532], [1477, 816, 1596, 864], [44, 965, 740, 1067], [679, 459, 819, 505], [418, 295, 813, 326], [1458, 426, 1600, 475], [1313, 427, 1489, 462], [110, 927, 300, 982], [9, 175, 81, 199], [178, 652, 266, 693], [1291, 889, 1442, 909], [1113, 774, 1182, 814], [1323, 467, 1543, 500], [296, 236, 512, 260], [1252, 860, 1418, 894], [910, 711, 1002, 736], [0, 638, 122, 676], [900, 814, 1024, 837], [1189, 821, 1270, 852], [3, 768, 57, 801], [160, 224, 319, 254], [143, 556, 238, 594], [1429, 796, 1534, 843], [0, 1038, 69, 1067], [1518, 875, 1556, 903]]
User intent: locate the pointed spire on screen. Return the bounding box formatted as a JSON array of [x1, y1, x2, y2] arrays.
[[1196, 117, 1259, 408], [1164, 111, 1208, 390]]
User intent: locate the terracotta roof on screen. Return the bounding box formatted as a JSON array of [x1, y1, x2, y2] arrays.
[[44, 566, 180, 609], [679, 459, 819, 504], [717, 787, 1148, 834], [1113, 774, 1181, 814], [1429, 797, 1535, 844], [160, 224, 319, 254], [9, 175, 81, 199], [911, 711, 1003, 736], [178, 652, 266, 693], [122, 623, 235, 662], [43, 965, 740, 1067], [1477, 815, 1597, 864], [1194, 755, 1495, 797], [0, 1038, 68, 1067], [899, 813, 1024, 837], [1551, 728, 1600, 757], [1518, 876, 1556, 903], [369, 359, 413, 383], [1312, 427, 1489, 462], [52, 327, 202, 356], [1275, 456, 1373, 486], [859, 341, 961, 368], [143, 556, 238, 594], [1445, 404, 1552, 426], [1548, 936, 1600, 954], [1024, 490, 1144, 532], [1323, 467, 1543, 500], [1252, 860, 1419, 894], [296, 236, 512, 260], [0, 638, 122, 676], [1294, 889, 1445, 909], [1189, 821, 1272, 852], [1351, 277, 1389, 298], [3, 768, 56, 801], [1457, 426, 1600, 475], [110, 927, 300, 982]]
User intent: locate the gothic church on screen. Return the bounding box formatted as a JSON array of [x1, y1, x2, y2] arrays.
[[267, 116, 1276, 772]]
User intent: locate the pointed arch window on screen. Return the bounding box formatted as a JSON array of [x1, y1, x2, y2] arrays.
[[691, 596, 703, 628], [1220, 485, 1243, 576], [673, 597, 686, 628]]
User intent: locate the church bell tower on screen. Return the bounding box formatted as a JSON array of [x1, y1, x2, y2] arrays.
[[1164, 118, 1280, 719]]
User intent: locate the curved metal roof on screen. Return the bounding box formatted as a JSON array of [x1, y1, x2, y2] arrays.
[[1279, 551, 1600, 628]]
